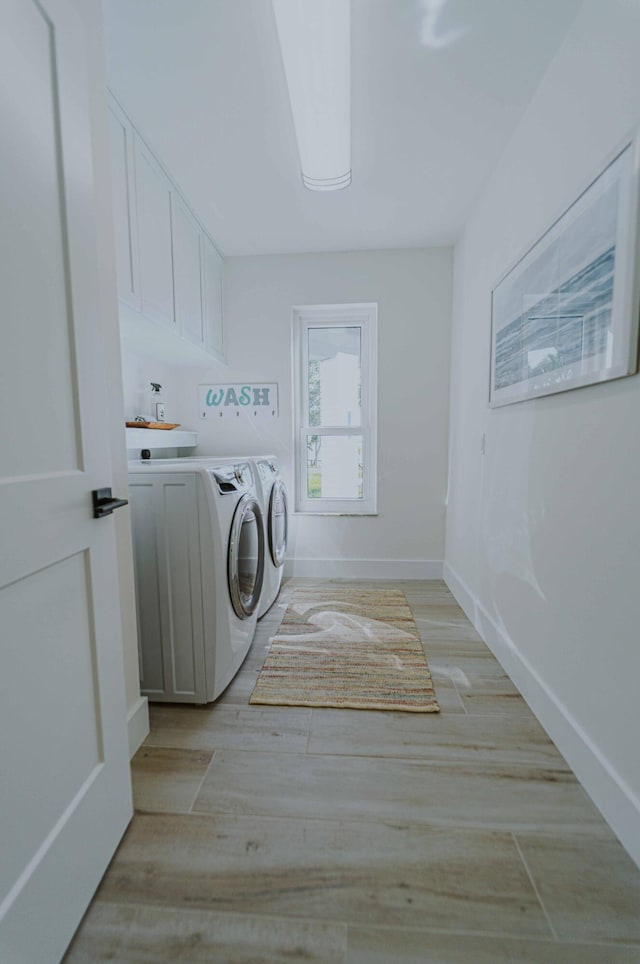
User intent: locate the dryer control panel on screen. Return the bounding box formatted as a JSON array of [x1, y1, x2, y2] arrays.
[[211, 463, 252, 494]]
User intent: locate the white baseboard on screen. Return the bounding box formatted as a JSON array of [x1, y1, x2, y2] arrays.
[[442, 562, 477, 625], [283, 558, 443, 580], [127, 695, 149, 759], [444, 562, 640, 870]]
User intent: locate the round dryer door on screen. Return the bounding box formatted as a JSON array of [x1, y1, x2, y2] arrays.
[[228, 494, 265, 619], [268, 479, 288, 568]]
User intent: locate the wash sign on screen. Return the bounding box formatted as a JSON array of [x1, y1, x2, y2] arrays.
[[199, 383, 279, 419]]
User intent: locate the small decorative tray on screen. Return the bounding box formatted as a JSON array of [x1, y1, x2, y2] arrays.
[[125, 421, 181, 430]]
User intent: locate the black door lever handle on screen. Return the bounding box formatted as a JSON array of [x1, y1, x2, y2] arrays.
[[92, 487, 129, 519]]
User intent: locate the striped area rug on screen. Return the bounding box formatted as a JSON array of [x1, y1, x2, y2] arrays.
[[249, 588, 439, 713]]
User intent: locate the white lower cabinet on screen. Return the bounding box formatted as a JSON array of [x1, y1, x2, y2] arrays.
[[129, 474, 206, 703]]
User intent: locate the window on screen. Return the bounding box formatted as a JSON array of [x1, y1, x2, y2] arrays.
[[293, 303, 377, 514]]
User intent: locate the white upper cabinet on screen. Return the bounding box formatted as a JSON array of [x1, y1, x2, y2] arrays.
[[107, 99, 140, 310], [107, 94, 225, 363], [172, 193, 204, 346], [134, 135, 175, 330], [201, 234, 224, 361]]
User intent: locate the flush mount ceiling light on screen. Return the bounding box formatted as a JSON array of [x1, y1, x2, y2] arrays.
[[272, 0, 351, 191]]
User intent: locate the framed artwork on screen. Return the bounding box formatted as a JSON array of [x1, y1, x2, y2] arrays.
[[489, 135, 640, 407]]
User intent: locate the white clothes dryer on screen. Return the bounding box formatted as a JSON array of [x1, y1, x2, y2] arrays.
[[127, 458, 264, 703], [252, 455, 288, 618]]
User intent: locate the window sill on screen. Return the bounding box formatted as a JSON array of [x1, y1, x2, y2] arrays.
[[293, 511, 379, 517]]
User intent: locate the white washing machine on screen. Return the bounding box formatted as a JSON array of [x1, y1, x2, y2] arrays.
[[128, 458, 264, 703], [145, 454, 288, 619], [253, 455, 288, 617]]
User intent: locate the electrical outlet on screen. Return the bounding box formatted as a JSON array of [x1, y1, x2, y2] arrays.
[[155, 402, 166, 422]]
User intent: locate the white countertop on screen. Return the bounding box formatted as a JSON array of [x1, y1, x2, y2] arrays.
[[125, 427, 199, 450]]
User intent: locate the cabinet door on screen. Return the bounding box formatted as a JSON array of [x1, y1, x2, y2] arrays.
[[172, 192, 204, 345], [134, 135, 175, 329], [202, 233, 224, 359], [129, 475, 206, 703], [128, 480, 164, 697], [107, 97, 140, 309]]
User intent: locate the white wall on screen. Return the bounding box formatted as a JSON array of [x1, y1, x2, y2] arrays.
[[122, 247, 453, 578], [445, 0, 640, 867]]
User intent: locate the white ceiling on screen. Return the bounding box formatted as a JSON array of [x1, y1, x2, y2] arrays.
[[102, 0, 582, 257]]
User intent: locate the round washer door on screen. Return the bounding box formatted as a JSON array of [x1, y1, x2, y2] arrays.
[[268, 479, 288, 568], [228, 494, 265, 619]]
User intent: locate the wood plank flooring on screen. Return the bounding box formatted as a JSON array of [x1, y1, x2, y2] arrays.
[[65, 580, 640, 963]]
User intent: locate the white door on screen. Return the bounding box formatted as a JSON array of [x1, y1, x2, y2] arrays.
[[0, 1, 133, 961]]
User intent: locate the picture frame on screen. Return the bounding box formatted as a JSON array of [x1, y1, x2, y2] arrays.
[[489, 133, 640, 407]]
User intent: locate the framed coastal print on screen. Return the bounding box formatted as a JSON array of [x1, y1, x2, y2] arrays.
[[489, 134, 640, 407]]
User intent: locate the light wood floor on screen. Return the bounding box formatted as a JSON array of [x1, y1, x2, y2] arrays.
[[65, 580, 640, 963]]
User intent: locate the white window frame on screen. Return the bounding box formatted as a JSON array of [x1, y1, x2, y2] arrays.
[[292, 303, 378, 514]]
